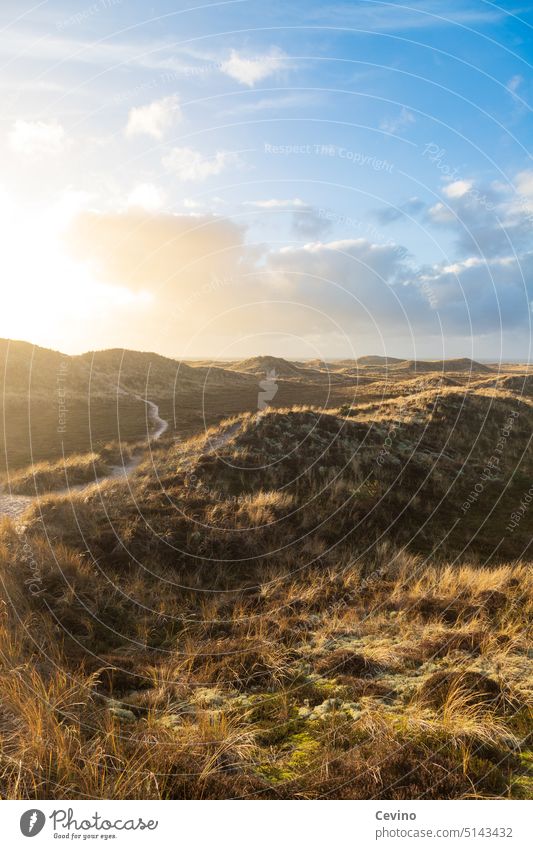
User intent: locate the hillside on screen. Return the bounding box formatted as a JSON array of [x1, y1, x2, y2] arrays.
[[0, 338, 101, 398], [494, 374, 533, 395], [391, 357, 492, 374], [2, 376, 531, 799], [300, 358, 330, 370], [0, 340, 259, 473], [327, 356, 492, 374], [355, 355, 406, 367], [2, 342, 377, 474], [230, 355, 307, 377], [78, 348, 255, 392]]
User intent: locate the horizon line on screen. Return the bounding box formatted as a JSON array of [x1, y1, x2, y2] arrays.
[[0, 337, 530, 365]]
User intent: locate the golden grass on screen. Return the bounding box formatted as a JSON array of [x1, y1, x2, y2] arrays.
[[0, 377, 531, 799], [0, 515, 530, 799], [3, 452, 109, 496]]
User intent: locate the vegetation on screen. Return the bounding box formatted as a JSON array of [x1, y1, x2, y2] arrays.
[[0, 347, 531, 799], [0, 521, 530, 799], [2, 443, 140, 496]]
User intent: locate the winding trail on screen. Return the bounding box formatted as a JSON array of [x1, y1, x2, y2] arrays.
[[0, 493, 34, 521], [0, 396, 169, 521]]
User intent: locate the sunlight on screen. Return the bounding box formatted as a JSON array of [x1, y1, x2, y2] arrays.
[[0, 0, 531, 814], [0, 188, 152, 350]]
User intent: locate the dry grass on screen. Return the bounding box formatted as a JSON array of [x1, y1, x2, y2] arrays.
[[3, 453, 109, 496], [0, 515, 530, 799], [0, 374, 531, 799], [1, 440, 147, 497]]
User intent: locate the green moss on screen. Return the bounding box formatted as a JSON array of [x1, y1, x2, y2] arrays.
[[314, 677, 341, 694], [468, 755, 509, 796], [284, 731, 320, 771], [507, 704, 532, 738], [231, 691, 299, 725], [256, 764, 295, 783], [302, 675, 345, 702], [256, 717, 303, 747], [256, 730, 321, 783], [511, 752, 533, 799]]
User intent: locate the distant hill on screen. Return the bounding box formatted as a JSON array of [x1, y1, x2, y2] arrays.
[[494, 374, 533, 394], [0, 340, 255, 404], [229, 355, 352, 384], [355, 355, 406, 367], [399, 374, 461, 392], [392, 358, 492, 374], [300, 358, 330, 370], [0, 342, 507, 474], [0, 340, 257, 472], [0, 338, 94, 399], [230, 355, 305, 377], [78, 348, 254, 394], [327, 356, 491, 374]]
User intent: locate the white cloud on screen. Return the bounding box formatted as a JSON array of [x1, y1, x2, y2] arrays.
[[244, 198, 331, 238], [427, 202, 454, 224], [514, 169, 533, 199], [221, 93, 316, 116], [380, 107, 415, 135], [443, 179, 473, 199], [8, 120, 67, 156], [507, 74, 523, 96], [183, 198, 205, 209], [264, 237, 432, 334], [66, 210, 248, 299], [425, 174, 533, 259], [245, 198, 308, 209], [220, 48, 288, 87], [163, 146, 237, 181], [308, 2, 507, 31], [414, 251, 533, 333], [126, 95, 181, 140], [64, 198, 533, 353], [266, 234, 533, 339], [127, 183, 166, 212], [183, 196, 226, 210]]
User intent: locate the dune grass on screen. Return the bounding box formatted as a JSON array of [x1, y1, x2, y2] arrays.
[[0, 520, 530, 799], [3, 453, 110, 496], [1, 441, 144, 496], [0, 380, 531, 799]]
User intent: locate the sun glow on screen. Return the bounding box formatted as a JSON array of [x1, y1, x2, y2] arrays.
[[0, 188, 152, 352]]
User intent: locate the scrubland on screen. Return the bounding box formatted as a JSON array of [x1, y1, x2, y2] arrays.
[[0, 368, 531, 799]]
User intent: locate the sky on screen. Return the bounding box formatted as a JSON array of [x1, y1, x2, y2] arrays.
[[1, 0, 533, 360]]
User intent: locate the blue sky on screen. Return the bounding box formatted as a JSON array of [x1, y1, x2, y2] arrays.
[[1, 0, 533, 359]]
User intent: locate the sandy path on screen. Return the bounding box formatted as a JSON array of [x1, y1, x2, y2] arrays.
[[205, 421, 242, 451], [0, 396, 169, 520], [144, 398, 168, 440], [0, 404, 241, 521], [176, 420, 243, 471], [0, 493, 34, 520]]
